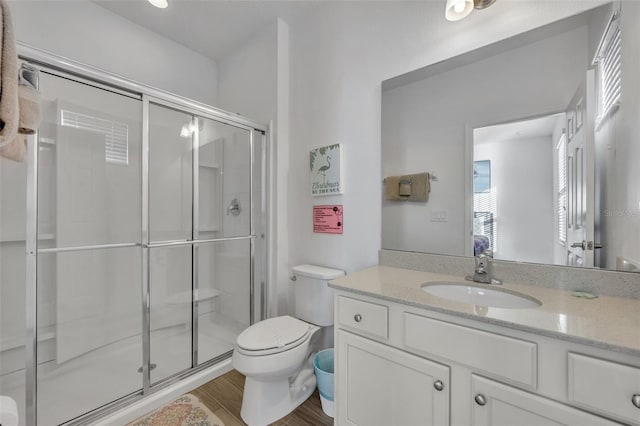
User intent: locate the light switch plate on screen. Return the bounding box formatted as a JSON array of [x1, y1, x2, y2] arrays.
[[431, 210, 447, 222]]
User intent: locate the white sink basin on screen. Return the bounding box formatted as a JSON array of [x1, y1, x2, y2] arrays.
[[422, 281, 542, 309]]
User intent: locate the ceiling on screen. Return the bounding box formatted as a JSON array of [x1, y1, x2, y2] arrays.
[[474, 113, 564, 144], [93, 0, 321, 60]]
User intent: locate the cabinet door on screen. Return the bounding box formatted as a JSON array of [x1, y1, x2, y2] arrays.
[[471, 375, 621, 426], [336, 330, 449, 426]]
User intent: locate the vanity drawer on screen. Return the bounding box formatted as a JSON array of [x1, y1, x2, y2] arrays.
[[337, 295, 388, 340], [568, 353, 640, 424], [404, 313, 537, 388]]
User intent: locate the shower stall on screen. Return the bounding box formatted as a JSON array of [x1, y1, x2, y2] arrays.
[[0, 46, 267, 426]]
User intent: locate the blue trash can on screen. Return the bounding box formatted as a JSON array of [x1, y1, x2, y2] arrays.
[[313, 348, 334, 417]]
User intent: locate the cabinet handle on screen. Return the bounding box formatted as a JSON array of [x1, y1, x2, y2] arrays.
[[633, 394, 640, 409], [474, 394, 487, 406], [433, 380, 444, 391], [354, 314, 362, 322]]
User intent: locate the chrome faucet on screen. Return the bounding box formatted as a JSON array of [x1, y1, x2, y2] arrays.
[[466, 250, 502, 285]]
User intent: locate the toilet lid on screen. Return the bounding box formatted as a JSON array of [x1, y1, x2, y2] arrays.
[[237, 316, 310, 352]]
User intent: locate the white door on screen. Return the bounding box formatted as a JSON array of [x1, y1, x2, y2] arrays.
[[336, 330, 450, 426], [566, 70, 596, 267], [471, 375, 620, 426]]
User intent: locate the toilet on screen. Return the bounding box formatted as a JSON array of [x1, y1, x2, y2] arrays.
[[232, 264, 345, 426]]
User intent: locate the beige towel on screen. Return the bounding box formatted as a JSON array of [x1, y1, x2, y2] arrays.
[[384, 173, 430, 202], [404, 172, 430, 201], [384, 175, 402, 200], [0, 1, 39, 162], [0, 132, 24, 161], [0, 0, 19, 156]]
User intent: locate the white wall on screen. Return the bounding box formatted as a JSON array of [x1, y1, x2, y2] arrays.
[[216, 19, 290, 316], [8, 0, 218, 105], [474, 136, 555, 264], [217, 21, 278, 124]]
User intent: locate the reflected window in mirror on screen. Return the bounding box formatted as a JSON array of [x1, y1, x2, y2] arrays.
[[556, 133, 568, 246]]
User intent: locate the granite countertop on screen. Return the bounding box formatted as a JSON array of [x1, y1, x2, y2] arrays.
[[329, 265, 640, 356]]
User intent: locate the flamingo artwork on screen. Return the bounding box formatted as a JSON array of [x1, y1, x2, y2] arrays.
[[318, 156, 331, 183], [310, 144, 342, 196]]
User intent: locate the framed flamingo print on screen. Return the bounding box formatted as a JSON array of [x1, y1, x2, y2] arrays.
[[310, 144, 343, 196]]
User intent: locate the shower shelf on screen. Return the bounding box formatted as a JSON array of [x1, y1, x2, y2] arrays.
[[165, 288, 220, 305], [199, 162, 220, 169], [1, 325, 55, 352], [0, 233, 55, 243], [199, 227, 220, 233]]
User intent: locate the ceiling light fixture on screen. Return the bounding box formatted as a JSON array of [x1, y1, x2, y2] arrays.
[[473, 0, 496, 9], [445, 0, 496, 21], [445, 0, 473, 21], [148, 0, 168, 9]]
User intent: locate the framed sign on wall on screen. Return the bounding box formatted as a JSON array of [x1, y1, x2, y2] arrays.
[[310, 144, 343, 196], [313, 205, 343, 234]]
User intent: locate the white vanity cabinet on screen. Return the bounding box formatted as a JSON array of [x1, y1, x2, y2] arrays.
[[335, 294, 450, 425], [333, 292, 640, 426], [471, 375, 619, 425], [336, 330, 450, 426]]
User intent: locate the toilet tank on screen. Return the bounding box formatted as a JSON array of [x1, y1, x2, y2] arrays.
[[292, 264, 345, 326]]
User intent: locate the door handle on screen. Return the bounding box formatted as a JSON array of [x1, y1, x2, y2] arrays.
[[571, 241, 603, 250], [571, 241, 586, 250]]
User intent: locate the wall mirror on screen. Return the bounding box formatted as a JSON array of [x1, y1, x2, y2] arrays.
[[382, 1, 640, 273]]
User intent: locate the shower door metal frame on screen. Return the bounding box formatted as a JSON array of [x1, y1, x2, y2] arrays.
[[24, 132, 38, 426], [20, 43, 268, 426]]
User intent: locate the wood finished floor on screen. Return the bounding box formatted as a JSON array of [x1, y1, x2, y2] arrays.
[[192, 369, 333, 426]]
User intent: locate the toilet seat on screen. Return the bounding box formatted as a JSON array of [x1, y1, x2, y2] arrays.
[[236, 316, 311, 356]]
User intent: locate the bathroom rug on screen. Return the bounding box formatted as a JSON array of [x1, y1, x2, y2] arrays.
[[126, 393, 224, 426]]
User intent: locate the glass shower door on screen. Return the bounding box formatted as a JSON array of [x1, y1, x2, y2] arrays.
[[13, 58, 265, 426], [195, 118, 253, 365], [35, 72, 143, 425], [148, 103, 194, 384], [147, 106, 258, 374], [0, 124, 28, 426]]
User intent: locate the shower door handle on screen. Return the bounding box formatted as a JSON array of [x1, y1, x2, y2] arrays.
[[143, 235, 256, 249], [143, 240, 193, 248], [227, 198, 241, 216]]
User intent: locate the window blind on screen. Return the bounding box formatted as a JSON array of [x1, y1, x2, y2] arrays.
[[61, 110, 129, 166], [557, 135, 567, 245], [594, 13, 622, 121]]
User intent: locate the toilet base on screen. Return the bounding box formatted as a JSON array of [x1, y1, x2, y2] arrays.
[[240, 372, 317, 426]]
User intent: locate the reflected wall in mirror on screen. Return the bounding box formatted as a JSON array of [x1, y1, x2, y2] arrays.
[[382, 1, 640, 273]]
